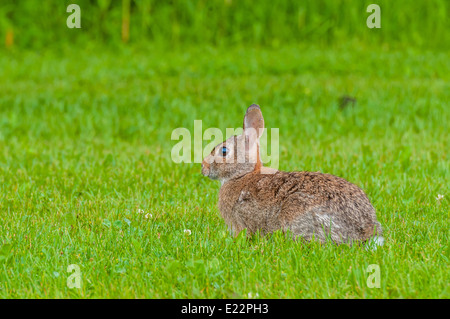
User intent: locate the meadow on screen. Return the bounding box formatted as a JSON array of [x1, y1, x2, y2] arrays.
[[0, 43, 448, 298], [0, 0, 449, 299]]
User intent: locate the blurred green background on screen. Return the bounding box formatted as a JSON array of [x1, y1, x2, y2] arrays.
[[1, 0, 449, 50]]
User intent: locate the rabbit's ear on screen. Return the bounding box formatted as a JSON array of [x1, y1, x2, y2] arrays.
[[243, 104, 264, 141]]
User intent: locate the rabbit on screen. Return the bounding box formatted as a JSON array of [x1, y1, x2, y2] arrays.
[[201, 104, 384, 245]]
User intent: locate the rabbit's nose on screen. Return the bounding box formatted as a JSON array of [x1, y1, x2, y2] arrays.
[[201, 161, 210, 176]]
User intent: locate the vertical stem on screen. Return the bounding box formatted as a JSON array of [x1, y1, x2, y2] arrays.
[[5, 28, 14, 48], [122, 0, 131, 43]]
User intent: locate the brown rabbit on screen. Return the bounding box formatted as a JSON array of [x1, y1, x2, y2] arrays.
[[201, 104, 384, 245]]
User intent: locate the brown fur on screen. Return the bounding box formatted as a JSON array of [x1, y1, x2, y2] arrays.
[[201, 104, 383, 244]]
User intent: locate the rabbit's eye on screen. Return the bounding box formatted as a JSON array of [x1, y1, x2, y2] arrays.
[[220, 147, 228, 157]]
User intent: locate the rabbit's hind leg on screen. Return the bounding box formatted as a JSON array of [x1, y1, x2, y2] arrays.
[[287, 207, 351, 244]]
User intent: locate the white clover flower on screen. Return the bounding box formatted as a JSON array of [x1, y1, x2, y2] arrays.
[[138, 209, 145, 214], [145, 213, 152, 219], [436, 194, 444, 201], [248, 292, 259, 298], [184, 229, 191, 235]]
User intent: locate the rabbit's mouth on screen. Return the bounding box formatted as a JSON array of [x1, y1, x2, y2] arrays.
[[201, 162, 211, 177], [201, 161, 219, 180]]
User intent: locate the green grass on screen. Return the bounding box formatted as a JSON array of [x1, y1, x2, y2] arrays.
[[2, 0, 449, 50], [0, 43, 448, 298]]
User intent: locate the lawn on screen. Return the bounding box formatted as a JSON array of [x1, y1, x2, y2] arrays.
[[0, 43, 448, 298]]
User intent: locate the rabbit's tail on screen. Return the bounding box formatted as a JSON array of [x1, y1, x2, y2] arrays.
[[365, 236, 385, 251]]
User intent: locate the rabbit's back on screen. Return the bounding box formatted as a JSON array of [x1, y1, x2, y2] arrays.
[[219, 170, 382, 243]]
